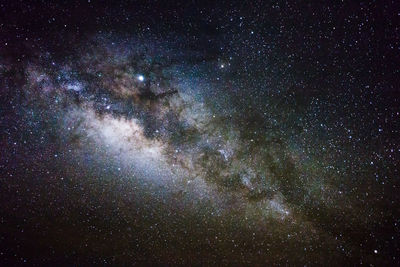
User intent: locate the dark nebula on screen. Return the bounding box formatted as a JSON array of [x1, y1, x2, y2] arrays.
[[1, 1, 400, 265]]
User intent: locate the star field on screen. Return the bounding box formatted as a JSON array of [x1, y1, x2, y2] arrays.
[[1, 1, 400, 265]]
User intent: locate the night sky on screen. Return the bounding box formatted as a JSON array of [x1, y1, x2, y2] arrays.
[[1, 0, 400, 265]]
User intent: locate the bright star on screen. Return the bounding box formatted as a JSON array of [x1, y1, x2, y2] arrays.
[[138, 75, 144, 82]]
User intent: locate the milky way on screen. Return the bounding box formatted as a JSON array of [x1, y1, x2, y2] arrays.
[[1, 1, 400, 265]]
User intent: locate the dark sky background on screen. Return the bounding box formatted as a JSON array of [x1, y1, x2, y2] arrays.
[[1, 0, 400, 265]]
